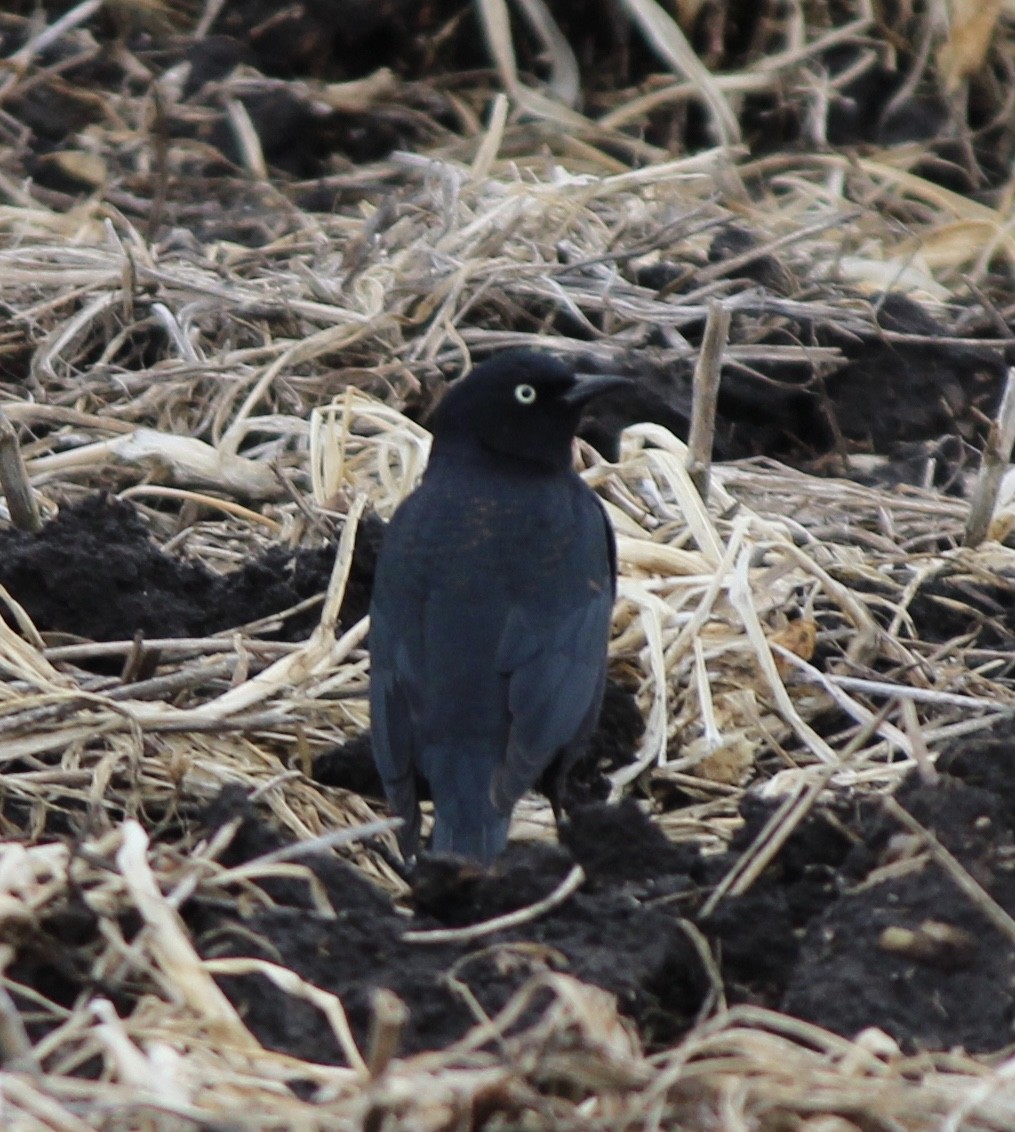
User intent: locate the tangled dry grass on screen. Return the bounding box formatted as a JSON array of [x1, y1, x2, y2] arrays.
[[2, 0, 1015, 1127]]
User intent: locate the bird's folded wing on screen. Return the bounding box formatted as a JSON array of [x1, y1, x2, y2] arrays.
[[493, 594, 612, 807]]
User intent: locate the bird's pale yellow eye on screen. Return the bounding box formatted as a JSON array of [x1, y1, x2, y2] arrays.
[[514, 383, 537, 405]]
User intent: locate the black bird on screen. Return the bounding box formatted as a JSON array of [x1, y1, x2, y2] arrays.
[[368, 350, 628, 863]]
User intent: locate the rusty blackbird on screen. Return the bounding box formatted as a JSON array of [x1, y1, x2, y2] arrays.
[[368, 351, 627, 863]]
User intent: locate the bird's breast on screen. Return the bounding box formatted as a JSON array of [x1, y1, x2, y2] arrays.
[[428, 472, 592, 584]]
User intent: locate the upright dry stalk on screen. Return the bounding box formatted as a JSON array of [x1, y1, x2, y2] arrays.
[[0, 406, 41, 532], [685, 300, 731, 502], [366, 988, 409, 1077], [964, 366, 1015, 547]]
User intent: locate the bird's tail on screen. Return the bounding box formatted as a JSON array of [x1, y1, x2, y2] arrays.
[[430, 813, 510, 864], [422, 740, 511, 864]]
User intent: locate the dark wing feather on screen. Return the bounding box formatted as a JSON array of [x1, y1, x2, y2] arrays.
[[368, 539, 425, 855], [492, 494, 614, 809]]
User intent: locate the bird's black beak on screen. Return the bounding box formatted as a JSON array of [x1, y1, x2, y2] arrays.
[[562, 372, 632, 407]]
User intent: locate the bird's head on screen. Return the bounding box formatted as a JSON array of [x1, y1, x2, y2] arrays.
[[430, 350, 629, 471]]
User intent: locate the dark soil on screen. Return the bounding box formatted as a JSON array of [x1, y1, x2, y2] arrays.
[[16, 758, 1014, 1062], [190, 733, 1015, 1059], [0, 494, 380, 646]]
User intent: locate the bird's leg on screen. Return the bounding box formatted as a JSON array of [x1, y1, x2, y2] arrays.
[[545, 761, 572, 829], [365, 835, 416, 881]]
